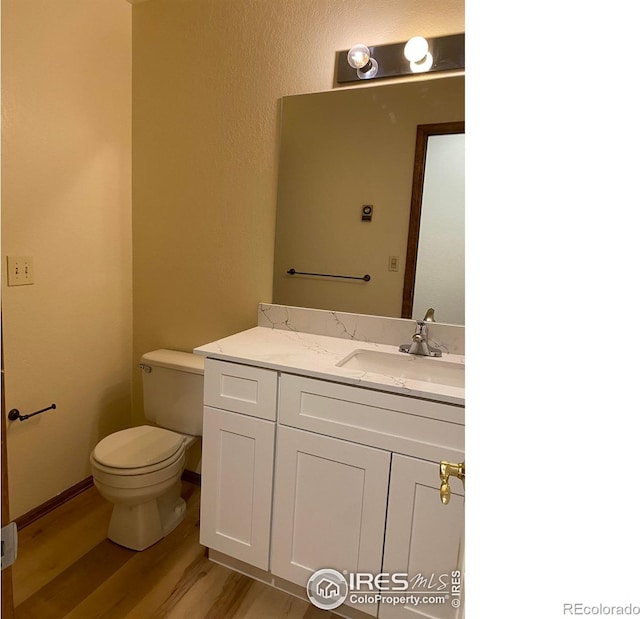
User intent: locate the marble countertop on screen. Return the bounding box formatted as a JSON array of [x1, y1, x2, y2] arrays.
[[194, 326, 465, 406]]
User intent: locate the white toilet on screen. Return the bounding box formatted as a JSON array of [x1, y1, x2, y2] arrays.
[[90, 349, 204, 551]]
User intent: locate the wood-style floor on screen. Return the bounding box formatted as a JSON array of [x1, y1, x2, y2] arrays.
[[12, 482, 336, 619]]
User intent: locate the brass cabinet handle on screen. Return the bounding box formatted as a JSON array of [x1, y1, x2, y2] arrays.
[[439, 460, 465, 505]]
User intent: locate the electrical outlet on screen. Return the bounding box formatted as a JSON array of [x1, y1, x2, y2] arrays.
[[388, 256, 399, 272], [7, 256, 35, 286]]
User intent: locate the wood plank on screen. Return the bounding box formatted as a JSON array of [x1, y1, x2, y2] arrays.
[[12, 486, 113, 605], [119, 535, 216, 618], [303, 606, 341, 619], [202, 569, 255, 618], [138, 560, 241, 618], [232, 581, 311, 619], [124, 553, 218, 618], [15, 539, 133, 619]]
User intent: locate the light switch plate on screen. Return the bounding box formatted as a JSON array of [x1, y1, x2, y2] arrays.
[[7, 256, 34, 286]]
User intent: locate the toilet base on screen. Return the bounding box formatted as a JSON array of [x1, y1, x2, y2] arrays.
[[107, 481, 186, 551]]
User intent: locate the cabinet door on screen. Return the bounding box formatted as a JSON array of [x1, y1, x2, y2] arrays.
[[200, 407, 275, 570], [271, 426, 390, 615], [380, 454, 465, 619]]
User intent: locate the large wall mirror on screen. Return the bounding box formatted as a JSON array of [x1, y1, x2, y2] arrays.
[[272, 75, 464, 325]]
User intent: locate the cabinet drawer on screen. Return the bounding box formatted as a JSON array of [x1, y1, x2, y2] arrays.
[[279, 374, 464, 463], [204, 359, 277, 420]]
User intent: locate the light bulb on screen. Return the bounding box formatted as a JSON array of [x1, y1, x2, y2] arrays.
[[347, 44, 371, 69], [346, 44, 379, 79], [404, 36, 429, 62]]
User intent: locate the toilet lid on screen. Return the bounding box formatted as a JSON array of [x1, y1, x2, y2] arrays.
[[93, 426, 185, 469]]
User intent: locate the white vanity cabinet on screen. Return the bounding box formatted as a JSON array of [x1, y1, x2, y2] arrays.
[[199, 360, 277, 570], [199, 355, 465, 619]]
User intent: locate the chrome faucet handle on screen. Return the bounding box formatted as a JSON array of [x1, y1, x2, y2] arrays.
[[416, 320, 442, 357], [424, 308, 436, 322], [400, 318, 442, 357]]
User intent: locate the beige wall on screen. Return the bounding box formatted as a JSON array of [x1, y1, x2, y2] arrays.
[[1, 0, 132, 517], [131, 0, 465, 424]]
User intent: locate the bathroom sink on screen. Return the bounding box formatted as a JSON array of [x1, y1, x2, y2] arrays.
[[336, 349, 464, 388]]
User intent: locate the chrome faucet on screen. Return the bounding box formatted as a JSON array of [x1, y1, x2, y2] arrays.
[[399, 308, 442, 357]]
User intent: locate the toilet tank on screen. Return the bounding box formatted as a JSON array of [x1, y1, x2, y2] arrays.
[[140, 349, 205, 436]]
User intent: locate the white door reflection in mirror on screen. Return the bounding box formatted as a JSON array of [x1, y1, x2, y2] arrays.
[[412, 134, 465, 324]]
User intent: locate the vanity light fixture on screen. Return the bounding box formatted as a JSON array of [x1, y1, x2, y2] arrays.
[[336, 33, 464, 85]]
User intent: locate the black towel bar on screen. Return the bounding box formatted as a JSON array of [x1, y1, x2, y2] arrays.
[[287, 268, 371, 282], [8, 403, 57, 422]]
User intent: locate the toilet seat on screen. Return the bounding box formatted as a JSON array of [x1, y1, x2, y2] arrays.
[[92, 425, 186, 475], [91, 451, 186, 491]]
